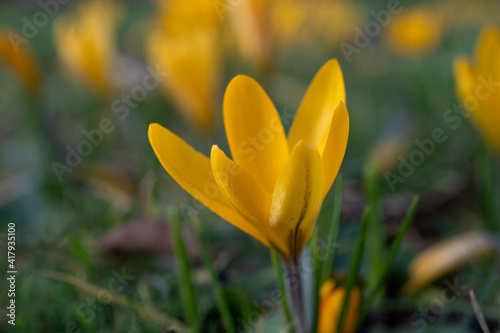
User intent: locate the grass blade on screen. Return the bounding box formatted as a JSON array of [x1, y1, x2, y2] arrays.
[[469, 290, 491, 333], [169, 208, 199, 328], [309, 228, 320, 333], [190, 214, 235, 333], [360, 195, 419, 322], [335, 208, 370, 333], [477, 143, 499, 232], [320, 175, 344, 285], [363, 161, 385, 287], [43, 270, 193, 333]]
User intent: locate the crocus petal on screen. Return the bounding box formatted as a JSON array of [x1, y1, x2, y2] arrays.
[[475, 26, 500, 77], [288, 59, 346, 150], [318, 281, 361, 333], [53, 1, 119, 97], [268, 140, 324, 260], [211, 145, 271, 227], [148, 123, 269, 247], [454, 56, 500, 150], [453, 56, 475, 103], [320, 101, 349, 197], [147, 28, 218, 131], [223, 75, 289, 193]]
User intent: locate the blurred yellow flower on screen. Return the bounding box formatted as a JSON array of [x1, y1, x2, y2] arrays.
[[453, 26, 500, 151], [229, 0, 273, 71], [0, 29, 40, 95], [149, 59, 349, 260], [402, 231, 494, 295], [273, 0, 362, 48], [386, 6, 441, 55], [318, 279, 361, 333], [155, 0, 219, 35], [53, 0, 121, 97], [147, 0, 220, 131]]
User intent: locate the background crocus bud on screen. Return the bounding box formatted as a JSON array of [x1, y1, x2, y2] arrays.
[[453, 26, 500, 152], [146, 0, 220, 132], [53, 0, 121, 97], [318, 279, 361, 333]]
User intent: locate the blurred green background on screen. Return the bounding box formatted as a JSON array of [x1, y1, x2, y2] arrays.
[[1, 0, 500, 332]]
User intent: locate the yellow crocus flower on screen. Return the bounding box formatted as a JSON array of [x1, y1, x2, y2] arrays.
[[53, 0, 120, 97], [0, 29, 40, 95], [147, 0, 220, 131], [453, 26, 500, 151], [318, 279, 361, 333], [155, 0, 219, 35], [386, 6, 441, 55], [149, 59, 349, 260], [147, 29, 219, 132]]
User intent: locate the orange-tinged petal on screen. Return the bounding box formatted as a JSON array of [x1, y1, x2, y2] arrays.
[[211, 145, 271, 227], [0, 29, 40, 95], [320, 101, 349, 198], [223, 75, 289, 193], [148, 123, 269, 247], [268, 140, 324, 260], [288, 59, 346, 150]]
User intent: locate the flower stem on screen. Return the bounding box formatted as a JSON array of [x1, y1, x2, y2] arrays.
[[271, 251, 294, 332], [283, 259, 306, 333]]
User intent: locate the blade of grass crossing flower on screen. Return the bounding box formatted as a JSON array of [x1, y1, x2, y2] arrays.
[[335, 209, 370, 333], [190, 214, 235, 333], [363, 161, 384, 287], [320, 175, 343, 285], [271, 251, 294, 332], [314, 176, 343, 333], [169, 208, 199, 329], [469, 290, 491, 333], [360, 196, 419, 322], [43, 270, 194, 333], [309, 228, 319, 333]]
